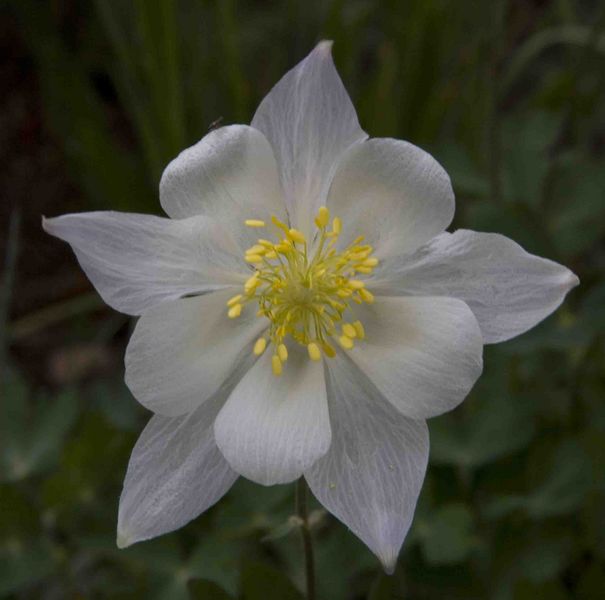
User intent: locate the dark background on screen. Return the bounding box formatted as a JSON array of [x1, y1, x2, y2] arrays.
[[1, 1, 604, 598]]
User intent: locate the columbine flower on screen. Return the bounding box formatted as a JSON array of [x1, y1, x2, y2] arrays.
[[43, 41, 578, 572]]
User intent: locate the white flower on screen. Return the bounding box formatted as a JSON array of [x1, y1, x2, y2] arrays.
[[43, 41, 578, 572]]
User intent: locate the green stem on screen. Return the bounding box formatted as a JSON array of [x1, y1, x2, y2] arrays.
[[296, 478, 316, 600], [0, 208, 20, 380]]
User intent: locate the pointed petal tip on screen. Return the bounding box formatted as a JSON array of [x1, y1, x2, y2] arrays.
[[116, 530, 133, 549], [380, 553, 397, 575], [315, 39, 334, 55], [566, 270, 580, 290]]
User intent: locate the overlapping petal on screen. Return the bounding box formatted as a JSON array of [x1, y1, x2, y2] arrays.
[[214, 346, 331, 485], [327, 138, 454, 257], [117, 391, 237, 548], [251, 41, 367, 237], [348, 296, 483, 419], [125, 290, 266, 417], [306, 355, 428, 573], [43, 212, 247, 315], [370, 230, 580, 343], [160, 125, 287, 249]]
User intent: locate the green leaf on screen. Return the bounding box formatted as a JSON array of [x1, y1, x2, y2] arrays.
[[430, 393, 535, 469], [241, 561, 303, 600], [549, 156, 605, 258], [525, 440, 593, 519], [518, 534, 573, 583], [512, 580, 569, 600], [189, 579, 234, 600], [368, 573, 398, 600], [417, 504, 476, 565], [0, 385, 79, 482], [187, 537, 243, 596], [501, 111, 562, 208], [0, 539, 57, 595]]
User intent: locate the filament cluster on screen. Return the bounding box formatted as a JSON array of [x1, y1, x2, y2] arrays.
[[226, 206, 378, 375]]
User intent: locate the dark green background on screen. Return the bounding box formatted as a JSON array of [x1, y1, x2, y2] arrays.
[[1, 1, 604, 598]]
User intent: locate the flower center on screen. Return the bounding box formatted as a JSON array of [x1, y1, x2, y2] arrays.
[[226, 206, 377, 375]]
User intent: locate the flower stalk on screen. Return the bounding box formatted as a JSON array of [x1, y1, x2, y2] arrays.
[[296, 478, 316, 600]]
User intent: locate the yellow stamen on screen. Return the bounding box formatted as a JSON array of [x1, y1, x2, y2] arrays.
[[339, 335, 354, 349], [359, 289, 375, 304], [253, 338, 267, 355], [245, 219, 265, 227], [307, 342, 322, 361], [226, 294, 242, 307], [272, 355, 283, 376], [229, 210, 376, 374], [287, 229, 306, 244], [278, 343, 288, 362], [353, 320, 365, 339], [315, 206, 330, 228], [228, 304, 242, 318], [271, 215, 289, 231], [321, 342, 336, 358], [342, 323, 357, 339]]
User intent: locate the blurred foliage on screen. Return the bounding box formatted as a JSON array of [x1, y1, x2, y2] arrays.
[[2, 0, 605, 598]]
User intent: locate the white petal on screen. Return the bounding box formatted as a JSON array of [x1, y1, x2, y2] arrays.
[[125, 290, 266, 417], [117, 392, 237, 548], [160, 125, 287, 248], [306, 355, 429, 573], [43, 212, 247, 315], [349, 296, 483, 419], [214, 346, 331, 485], [251, 41, 367, 238], [371, 230, 580, 344], [327, 138, 454, 257]]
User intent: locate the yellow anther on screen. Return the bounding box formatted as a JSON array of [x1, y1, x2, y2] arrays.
[[339, 335, 354, 349], [359, 288, 375, 303], [272, 355, 283, 376], [321, 342, 336, 358], [245, 272, 259, 286], [287, 229, 306, 244], [342, 323, 357, 338], [245, 219, 265, 227], [245, 254, 264, 264], [307, 342, 322, 361], [315, 206, 330, 228], [271, 215, 289, 231], [235, 210, 377, 373], [228, 304, 242, 318], [278, 343, 288, 362], [253, 338, 267, 355], [353, 320, 365, 340], [226, 294, 243, 307], [246, 244, 266, 255]]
